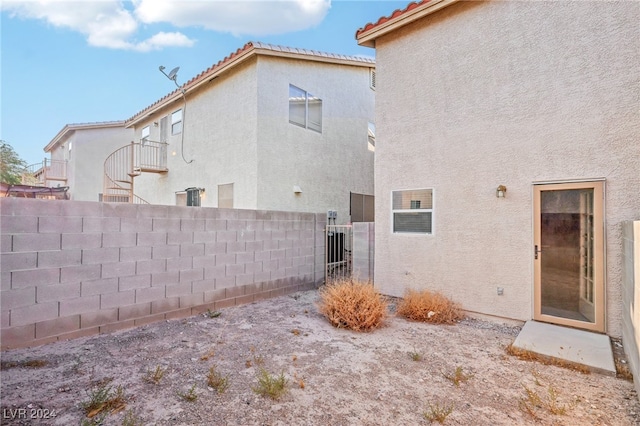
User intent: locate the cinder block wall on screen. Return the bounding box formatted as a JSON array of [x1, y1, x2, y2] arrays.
[[622, 221, 640, 399], [0, 198, 326, 349]]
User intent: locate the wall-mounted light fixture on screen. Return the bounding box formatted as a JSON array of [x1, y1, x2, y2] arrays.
[[293, 185, 302, 194], [496, 185, 507, 198]]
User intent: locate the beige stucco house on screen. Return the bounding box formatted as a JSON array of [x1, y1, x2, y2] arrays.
[[356, 0, 639, 338], [118, 42, 375, 224], [33, 121, 133, 201]]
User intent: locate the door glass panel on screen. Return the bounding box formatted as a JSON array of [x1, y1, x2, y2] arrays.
[[540, 188, 595, 323]]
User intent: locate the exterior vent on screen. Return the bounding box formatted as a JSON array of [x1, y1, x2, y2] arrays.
[[369, 68, 376, 90]]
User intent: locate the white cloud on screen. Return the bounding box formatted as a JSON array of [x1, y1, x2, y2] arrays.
[[134, 0, 331, 36], [1, 0, 196, 51], [135, 31, 195, 52], [2, 0, 331, 50]]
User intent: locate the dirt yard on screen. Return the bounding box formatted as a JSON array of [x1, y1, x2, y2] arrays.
[[1, 290, 638, 425]]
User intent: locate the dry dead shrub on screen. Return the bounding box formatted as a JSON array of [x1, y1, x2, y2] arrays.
[[506, 344, 591, 374], [318, 278, 387, 331], [396, 289, 464, 324]]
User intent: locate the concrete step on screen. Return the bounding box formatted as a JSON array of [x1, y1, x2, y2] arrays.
[[512, 321, 616, 376]]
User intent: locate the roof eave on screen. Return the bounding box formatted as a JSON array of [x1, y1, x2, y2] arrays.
[[126, 46, 256, 128], [356, 0, 460, 47], [44, 121, 125, 152], [125, 43, 375, 128]]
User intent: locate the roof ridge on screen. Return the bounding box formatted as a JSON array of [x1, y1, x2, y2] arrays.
[[64, 120, 125, 127]]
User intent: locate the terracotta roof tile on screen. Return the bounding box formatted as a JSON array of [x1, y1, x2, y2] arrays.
[[356, 1, 431, 38], [126, 41, 374, 125]]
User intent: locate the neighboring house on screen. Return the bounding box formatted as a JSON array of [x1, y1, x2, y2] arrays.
[[356, 0, 639, 337], [115, 42, 375, 223], [31, 121, 133, 201]]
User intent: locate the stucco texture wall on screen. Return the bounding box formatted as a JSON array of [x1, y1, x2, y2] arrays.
[[255, 56, 375, 223], [133, 54, 375, 225], [73, 127, 134, 202], [373, 0, 639, 336], [134, 58, 259, 208], [49, 126, 133, 202]]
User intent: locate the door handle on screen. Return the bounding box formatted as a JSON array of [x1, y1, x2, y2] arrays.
[[534, 245, 541, 259]]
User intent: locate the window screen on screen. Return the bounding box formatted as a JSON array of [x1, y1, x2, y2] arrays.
[[350, 192, 375, 222], [392, 189, 433, 234]]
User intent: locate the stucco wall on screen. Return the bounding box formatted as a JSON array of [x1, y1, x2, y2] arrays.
[[622, 221, 640, 396], [49, 126, 133, 202], [372, 0, 639, 336], [0, 198, 325, 349], [134, 59, 259, 208], [255, 56, 375, 224], [132, 54, 375, 225]]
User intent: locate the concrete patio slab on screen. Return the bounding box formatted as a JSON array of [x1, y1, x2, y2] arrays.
[[512, 320, 616, 376]]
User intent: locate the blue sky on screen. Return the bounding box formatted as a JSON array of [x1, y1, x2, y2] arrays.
[[1, 0, 405, 165]]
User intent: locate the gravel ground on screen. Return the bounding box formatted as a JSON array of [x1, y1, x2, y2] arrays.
[[1, 289, 638, 425]]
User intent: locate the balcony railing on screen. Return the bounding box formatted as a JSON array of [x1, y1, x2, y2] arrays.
[[21, 159, 67, 186], [103, 140, 168, 204]]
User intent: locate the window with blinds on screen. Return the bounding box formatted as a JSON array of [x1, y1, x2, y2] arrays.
[[392, 189, 433, 234]]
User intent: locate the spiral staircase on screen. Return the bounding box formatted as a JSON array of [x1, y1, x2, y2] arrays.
[[102, 141, 168, 203]]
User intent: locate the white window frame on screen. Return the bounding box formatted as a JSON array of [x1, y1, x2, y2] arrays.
[[141, 125, 150, 142], [171, 109, 183, 135], [391, 188, 434, 234], [289, 84, 322, 133]]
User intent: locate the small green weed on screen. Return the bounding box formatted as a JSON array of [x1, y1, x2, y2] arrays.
[[205, 309, 221, 318], [121, 409, 144, 426], [423, 402, 454, 424], [443, 366, 473, 386], [143, 365, 166, 385], [177, 384, 198, 402], [408, 350, 422, 362], [252, 369, 288, 400], [207, 366, 230, 393], [519, 383, 571, 418], [81, 384, 127, 418], [80, 412, 107, 426]]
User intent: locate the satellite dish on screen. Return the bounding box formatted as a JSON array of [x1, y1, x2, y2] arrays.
[[167, 67, 180, 80]]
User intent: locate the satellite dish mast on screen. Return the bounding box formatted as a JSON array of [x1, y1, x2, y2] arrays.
[[158, 64, 193, 164], [159, 65, 181, 89]]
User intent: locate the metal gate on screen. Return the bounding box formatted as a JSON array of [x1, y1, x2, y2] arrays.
[[325, 225, 353, 282]]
